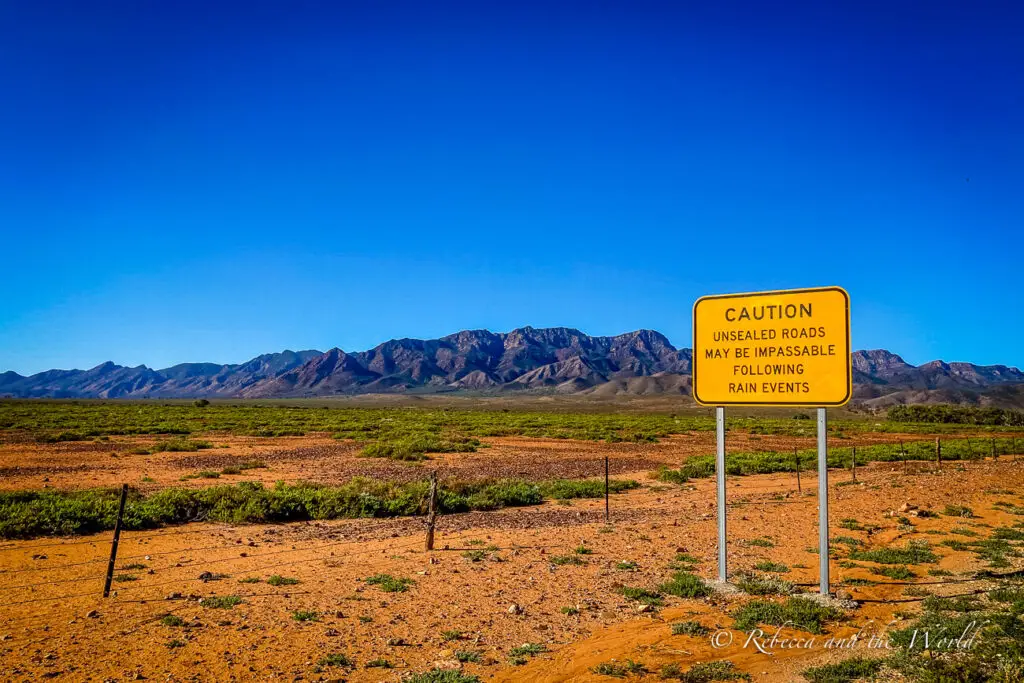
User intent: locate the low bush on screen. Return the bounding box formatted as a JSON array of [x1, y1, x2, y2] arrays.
[[801, 657, 885, 683], [0, 475, 639, 539], [660, 660, 750, 682], [671, 621, 710, 636], [849, 541, 938, 565], [364, 573, 414, 593], [659, 571, 712, 599], [619, 586, 664, 606], [731, 597, 844, 635]]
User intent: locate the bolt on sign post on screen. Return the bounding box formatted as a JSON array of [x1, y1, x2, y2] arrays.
[[693, 286, 851, 595]]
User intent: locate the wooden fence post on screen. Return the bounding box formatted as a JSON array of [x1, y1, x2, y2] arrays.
[[102, 484, 129, 598], [604, 456, 610, 523], [795, 447, 802, 495], [425, 471, 438, 552]]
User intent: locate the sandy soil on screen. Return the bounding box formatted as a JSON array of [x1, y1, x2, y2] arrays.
[[2, 435, 1023, 682]]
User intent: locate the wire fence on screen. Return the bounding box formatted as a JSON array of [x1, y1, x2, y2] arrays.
[[0, 436, 1021, 634]]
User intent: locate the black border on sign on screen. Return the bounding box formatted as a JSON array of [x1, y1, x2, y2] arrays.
[[692, 286, 852, 407]]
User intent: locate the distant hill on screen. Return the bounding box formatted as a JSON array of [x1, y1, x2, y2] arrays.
[[2, 329, 1023, 407]]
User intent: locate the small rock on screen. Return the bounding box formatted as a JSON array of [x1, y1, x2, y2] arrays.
[[835, 590, 853, 601], [86, 610, 99, 619], [898, 503, 917, 513], [198, 571, 214, 582], [165, 593, 182, 600], [636, 604, 653, 613], [507, 603, 523, 615], [431, 659, 462, 671]]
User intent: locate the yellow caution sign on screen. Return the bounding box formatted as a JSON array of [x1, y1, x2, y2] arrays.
[[692, 287, 851, 406]]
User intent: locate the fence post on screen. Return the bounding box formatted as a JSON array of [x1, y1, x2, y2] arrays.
[[851, 447, 857, 482], [425, 471, 438, 552], [795, 447, 802, 495], [604, 456, 610, 523], [102, 484, 129, 598]]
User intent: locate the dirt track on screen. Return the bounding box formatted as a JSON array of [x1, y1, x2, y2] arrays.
[[2, 434, 1023, 682], [0, 431, 950, 492]]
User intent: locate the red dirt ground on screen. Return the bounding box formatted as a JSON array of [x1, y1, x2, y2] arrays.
[[1, 434, 1023, 682]]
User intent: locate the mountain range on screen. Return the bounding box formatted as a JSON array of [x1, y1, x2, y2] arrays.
[[2, 327, 1023, 407]]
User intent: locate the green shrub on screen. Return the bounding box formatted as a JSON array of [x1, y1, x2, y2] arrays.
[[732, 572, 796, 596], [849, 541, 938, 565], [801, 657, 885, 683], [201, 595, 243, 609], [318, 653, 353, 668], [364, 573, 414, 593], [508, 643, 544, 657], [0, 475, 637, 539], [267, 575, 299, 586], [406, 671, 480, 683], [619, 586, 664, 606], [660, 660, 750, 681], [944, 505, 975, 518], [752, 561, 788, 573], [887, 404, 1024, 426], [659, 571, 712, 599], [671, 621, 710, 636], [731, 598, 844, 634], [871, 565, 915, 580], [292, 610, 319, 622], [591, 660, 646, 677]]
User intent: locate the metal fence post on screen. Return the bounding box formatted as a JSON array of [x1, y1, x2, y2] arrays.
[[102, 484, 129, 598], [604, 456, 610, 523], [425, 471, 438, 551], [795, 447, 802, 495]]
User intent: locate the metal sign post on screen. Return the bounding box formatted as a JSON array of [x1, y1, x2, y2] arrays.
[[693, 286, 851, 598], [817, 407, 829, 595], [716, 406, 727, 582]]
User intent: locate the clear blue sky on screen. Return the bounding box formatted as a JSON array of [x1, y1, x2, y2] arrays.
[[1, 1, 1022, 374]]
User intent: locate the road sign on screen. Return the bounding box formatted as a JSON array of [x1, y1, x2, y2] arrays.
[[692, 286, 851, 407]]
